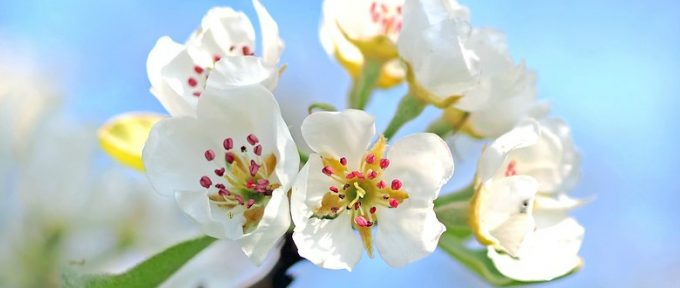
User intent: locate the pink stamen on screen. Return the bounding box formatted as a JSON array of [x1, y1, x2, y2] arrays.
[[204, 149, 215, 161], [391, 179, 402, 190], [367, 170, 378, 179], [370, 206, 377, 214], [389, 198, 399, 208], [234, 194, 244, 205], [199, 176, 212, 188], [242, 46, 253, 56], [355, 215, 370, 227], [254, 144, 262, 156], [380, 158, 390, 169], [346, 171, 357, 180], [214, 168, 225, 177], [377, 180, 386, 189], [331, 207, 339, 214], [223, 138, 233, 150], [366, 154, 376, 164], [329, 186, 339, 193], [354, 201, 361, 210], [505, 160, 517, 177], [249, 160, 260, 176], [247, 199, 255, 208], [187, 77, 198, 87], [322, 166, 333, 176], [192, 91, 201, 97], [340, 157, 347, 166], [247, 134, 259, 145], [218, 189, 229, 196], [194, 65, 204, 74], [225, 152, 235, 164], [215, 184, 226, 189], [213, 54, 221, 62]]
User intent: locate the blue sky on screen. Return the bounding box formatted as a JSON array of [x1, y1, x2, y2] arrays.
[[1, 0, 678, 286]]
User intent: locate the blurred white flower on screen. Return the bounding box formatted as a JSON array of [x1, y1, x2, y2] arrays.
[[147, 0, 283, 116], [443, 29, 550, 138], [291, 109, 453, 270], [470, 119, 584, 281], [319, 0, 408, 87], [397, 0, 481, 108], [142, 84, 299, 264]]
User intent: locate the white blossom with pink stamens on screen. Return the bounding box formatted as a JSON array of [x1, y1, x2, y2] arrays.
[[142, 84, 299, 264], [147, 0, 283, 117], [471, 118, 585, 281], [291, 109, 453, 270]]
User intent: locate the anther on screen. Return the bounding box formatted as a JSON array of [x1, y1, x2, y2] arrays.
[[187, 77, 198, 87], [254, 144, 262, 156], [355, 215, 371, 227], [329, 186, 339, 193], [338, 194, 346, 199], [367, 170, 377, 179], [322, 166, 333, 176], [249, 160, 260, 176], [204, 149, 215, 161], [241, 146, 247, 153], [234, 194, 244, 205], [343, 184, 350, 190], [242, 46, 253, 56], [247, 134, 259, 145], [194, 66, 204, 74], [218, 189, 229, 196], [391, 179, 402, 190], [223, 138, 233, 150], [366, 154, 376, 164], [380, 158, 390, 169], [225, 152, 235, 164], [192, 91, 201, 97], [370, 206, 377, 214], [354, 202, 361, 210], [215, 184, 225, 189], [330, 207, 339, 214], [377, 180, 386, 189], [199, 176, 212, 188], [213, 54, 221, 62], [247, 199, 255, 209], [214, 168, 225, 176], [389, 198, 399, 208], [340, 157, 347, 166]]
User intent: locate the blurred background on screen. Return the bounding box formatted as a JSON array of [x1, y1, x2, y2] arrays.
[[0, 0, 678, 287]]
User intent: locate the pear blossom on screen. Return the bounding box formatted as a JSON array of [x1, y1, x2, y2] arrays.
[[147, 0, 283, 116], [442, 29, 550, 138], [397, 0, 481, 108], [291, 109, 453, 270], [469, 119, 584, 281], [319, 0, 409, 87], [142, 84, 299, 264]]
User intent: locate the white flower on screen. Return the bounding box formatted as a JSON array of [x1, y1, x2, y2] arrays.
[[142, 84, 299, 264], [397, 0, 480, 108], [470, 119, 584, 281], [147, 0, 283, 116], [443, 29, 550, 138], [291, 109, 453, 270], [319, 0, 409, 87]]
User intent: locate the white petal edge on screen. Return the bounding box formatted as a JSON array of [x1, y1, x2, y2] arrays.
[[253, 0, 283, 65], [301, 109, 376, 168], [207, 56, 278, 92], [146, 37, 194, 116], [291, 158, 363, 271], [488, 217, 585, 282], [477, 119, 541, 183]]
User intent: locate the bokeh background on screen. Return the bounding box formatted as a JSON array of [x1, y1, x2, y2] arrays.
[[1, 0, 678, 287]]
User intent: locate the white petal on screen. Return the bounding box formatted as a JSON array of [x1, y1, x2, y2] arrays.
[[146, 37, 195, 116], [175, 190, 245, 240], [477, 119, 540, 183], [473, 175, 538, 256], [382, 133, 454, 203], [158, 48, 210, 115], [301, 109, 375, 167], [533, 194, 586, 228], [142, 117, 220, 196], [291, 158, 363, 271], [207, 56, 278, 92], [187, 7, 256, 58], [198, 84, 299, 189], [239, 186, 290, 265], [488, 218, 584, 282], [253, 0, 283, 65], [376, 203, 445, 267]]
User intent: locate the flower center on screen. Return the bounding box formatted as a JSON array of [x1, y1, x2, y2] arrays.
[[187, 45, 256, 98], [369, 1, 403, 39], [312, 135, 409, 256], [198, 133, 279, 233]]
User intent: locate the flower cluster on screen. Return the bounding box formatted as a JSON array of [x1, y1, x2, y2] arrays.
[[93, 0, 587, 285]]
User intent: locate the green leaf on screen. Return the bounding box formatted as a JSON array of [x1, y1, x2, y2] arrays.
[[62, 236, 216, 288], [434, 184, 475, 239]]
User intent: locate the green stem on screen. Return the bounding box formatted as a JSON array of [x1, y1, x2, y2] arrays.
[[383, 92, 426, 139], [348, 58, 383, 109], [426, 117, 454, 138], [63, 236, 216, 288], [299, 150, 309, 165]]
